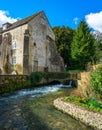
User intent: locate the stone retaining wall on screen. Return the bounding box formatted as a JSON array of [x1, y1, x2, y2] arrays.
[[54, 98, 102, 130], [0, 75, 30, 94]]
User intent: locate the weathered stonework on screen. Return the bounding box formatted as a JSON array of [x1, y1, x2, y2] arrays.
[[0, 11, 65, 74], [54, 98, 102, 130], [71, 72, 93, 97]]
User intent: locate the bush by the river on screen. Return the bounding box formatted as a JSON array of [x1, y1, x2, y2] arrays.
[[65, 96, 102, 112], [0, 75, 31, 94], [90, 64, 102, 98], [30, 71, 70, 86]]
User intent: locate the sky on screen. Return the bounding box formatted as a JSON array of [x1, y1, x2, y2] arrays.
[[0, 0, 102, 32]]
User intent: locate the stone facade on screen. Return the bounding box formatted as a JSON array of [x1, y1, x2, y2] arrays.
[[54, 98, 102, 130], [0, 11, 65, 74]]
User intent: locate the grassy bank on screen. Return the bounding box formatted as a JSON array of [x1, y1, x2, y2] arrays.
[[65, 96, 102, 113]]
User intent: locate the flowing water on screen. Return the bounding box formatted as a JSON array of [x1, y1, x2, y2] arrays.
[[0, 84, 92, 130]]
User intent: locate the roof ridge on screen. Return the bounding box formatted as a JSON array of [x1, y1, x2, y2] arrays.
[[13, 10, 43, 25], [1, 11, 44, 33]]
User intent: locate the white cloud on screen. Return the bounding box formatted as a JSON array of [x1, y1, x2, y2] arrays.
[[73, 17, 79, 25], [0, 10, 18, 27], [85, 11, 102, 32]]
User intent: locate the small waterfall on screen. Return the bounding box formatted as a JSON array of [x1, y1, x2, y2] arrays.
[[63, 80, 73, 88], [68, 80, 72, 87]]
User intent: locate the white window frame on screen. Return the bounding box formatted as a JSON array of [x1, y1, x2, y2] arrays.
[[12, 57, 16, 65], [3, 25, 7, 30], [11, 41, 16, 49]]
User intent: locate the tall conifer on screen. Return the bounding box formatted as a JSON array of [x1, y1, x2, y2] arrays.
[[71, 20, 95, 69]]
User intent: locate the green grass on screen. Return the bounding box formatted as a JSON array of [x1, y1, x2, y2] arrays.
[[65, 96, 102, 112]]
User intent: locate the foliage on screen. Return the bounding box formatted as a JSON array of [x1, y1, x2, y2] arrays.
[[71, 20, 95, 70], [88, 98, 100, 109], [30, 72, 43, 86], [90, 64, 102, 98], [0, 75, 31, 94], [30, 71, 70, 86], [53, 26, 74, 69], [94, 34, 102, 64], [43, 72, 70, 79], [65, 96, 102, 112]]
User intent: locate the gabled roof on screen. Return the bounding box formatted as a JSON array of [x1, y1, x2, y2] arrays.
[[1, 11, 43, 33]]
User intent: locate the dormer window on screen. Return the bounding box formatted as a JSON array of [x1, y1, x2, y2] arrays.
[[3, 24, 7, 30], [2, 22, 12, 30]]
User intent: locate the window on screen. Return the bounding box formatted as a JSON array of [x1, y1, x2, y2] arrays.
[[2, 23, 12, 30], [2, 24, 7, 30], [12, 57, 16, 65], [11, 41, 16, 49], [34, 60, 38, 71], [10, 50, 13, 56]]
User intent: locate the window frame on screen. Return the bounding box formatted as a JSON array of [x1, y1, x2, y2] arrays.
[[12, 57, 16, 65], [11, 41, 16, 50]]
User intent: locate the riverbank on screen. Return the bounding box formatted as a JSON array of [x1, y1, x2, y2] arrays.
[[0, 86, 92, 130], [54, 98, 102, 130]]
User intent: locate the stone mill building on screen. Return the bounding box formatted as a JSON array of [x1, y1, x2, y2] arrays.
[[0, 11, 64, 74]]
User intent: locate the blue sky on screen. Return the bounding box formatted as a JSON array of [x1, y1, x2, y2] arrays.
[[0, 0, 102, 31]]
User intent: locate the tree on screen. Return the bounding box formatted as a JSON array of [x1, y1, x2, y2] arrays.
[[93, 32, 102, 64], [53, 26, 74, 69], [71, 20, 95, 70]]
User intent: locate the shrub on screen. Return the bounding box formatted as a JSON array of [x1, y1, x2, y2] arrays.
[[30, 72, 70, 86], [30, 72, 43, 86], [0, 75, 31, 94], [88, 98, 100, 109], [90, 65, 102, 98], [43, 72, 69, 79], [65, 96, 102, 112]]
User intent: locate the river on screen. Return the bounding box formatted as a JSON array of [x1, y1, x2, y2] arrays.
[[0, 84, 92, 130]]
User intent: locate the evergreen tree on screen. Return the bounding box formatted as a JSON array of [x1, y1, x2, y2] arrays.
[[53, 26, 74, 69], [71, 20, 95, 69]]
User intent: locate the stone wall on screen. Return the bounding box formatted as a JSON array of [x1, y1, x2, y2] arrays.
[[54, 98, 102, 130], [28, 12, 65, 72], [0, 12, 65, 74], [71, 72, 92, 97], [0, 24, 27, 74], [0, 75, 30, 94]]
